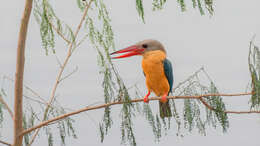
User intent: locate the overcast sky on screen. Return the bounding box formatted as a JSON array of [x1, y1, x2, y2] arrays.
[[1, 0, 260, 146]]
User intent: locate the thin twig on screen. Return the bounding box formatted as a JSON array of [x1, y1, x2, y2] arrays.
[[23, 95, 61, 110], [74, 34, 89, 49], [199, 97, 214, 110], [0, 94, 13, 119], [59, 66, 78, 82], [49, 21, 71, 44], [21, 92, 259, 136], [46, 0, 93, 119], [55, 55, 62, 68], [0, 140, 11, 146], [28, 1, 94, 145], [173, 67, 204, 90], [225, 110, 260, 114], [199, 97, 260, 114], [4, 76, 47, 104], [47, 0, 93, 110]]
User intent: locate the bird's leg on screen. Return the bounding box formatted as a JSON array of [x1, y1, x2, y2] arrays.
[[160, 93, 168, 103], [144, 91, 151, 103]]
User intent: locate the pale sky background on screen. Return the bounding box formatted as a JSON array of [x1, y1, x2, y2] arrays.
[[1, 0, 260, 146]]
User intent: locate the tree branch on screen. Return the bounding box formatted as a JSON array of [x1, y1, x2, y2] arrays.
[[46, 0, 93, 118], [0, 139, 11, 146], [199, 97, 214, 110], [21, 92, 258, 136], [0, 94, 13, 119], [199, 97, 260, 114], [13, 0, 33, 145], [28, 1, 94, 145], [49, 22, 71, 44]]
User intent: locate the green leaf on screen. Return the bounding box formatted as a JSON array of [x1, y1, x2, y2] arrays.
[[152, 0, 167, 11], [248, 40, 260, 109], [99, 123, 105, 142], [197, 0, 205, 15], [77, 0, 86, 11], [48, 132, 54, 146], [177, 0, 186, 12], [136, 0, 145, 23]]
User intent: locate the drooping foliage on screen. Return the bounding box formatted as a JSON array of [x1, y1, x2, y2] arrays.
[[136, 0, 214, 22], [98, 67, 230, 146], [248, 39, 260, 109], [152, 0, 214, 17], [173, 68, 229, 134], [136, 0, 145, 22], [34, 0, 75, 55]]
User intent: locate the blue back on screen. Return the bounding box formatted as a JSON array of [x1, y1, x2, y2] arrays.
[[163, 59, 174, 94]]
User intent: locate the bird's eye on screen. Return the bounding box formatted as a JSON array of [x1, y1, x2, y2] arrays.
[[142, 44, 148, 48]]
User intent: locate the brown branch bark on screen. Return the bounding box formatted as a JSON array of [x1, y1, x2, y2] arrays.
[[20, 92, 258, 136], [199, 97, 215, 110], [0, 140, 11, 146], [49, 22, 71, 44], [199, 97, 260, 114], [13, 0, 33, 146], [28, 1, 94, 145], [0, 94, 13, 119], [46, 0, 93, 121]]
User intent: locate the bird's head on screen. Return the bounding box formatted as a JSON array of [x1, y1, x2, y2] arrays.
[[110, 39, 165, 59]]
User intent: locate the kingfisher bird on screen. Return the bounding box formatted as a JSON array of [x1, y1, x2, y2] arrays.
[[110, 39, 173, 118]]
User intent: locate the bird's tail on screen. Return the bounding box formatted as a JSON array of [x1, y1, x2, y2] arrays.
[[159, 100, 172, 118]]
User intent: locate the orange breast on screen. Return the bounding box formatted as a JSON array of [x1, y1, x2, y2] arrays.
[[142, 50, 169, 96]]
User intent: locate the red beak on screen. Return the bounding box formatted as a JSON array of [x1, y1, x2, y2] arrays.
[[110, 45, 144, 59]]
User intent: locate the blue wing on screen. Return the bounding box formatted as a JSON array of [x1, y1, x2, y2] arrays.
[[163, 59, 174, 94]]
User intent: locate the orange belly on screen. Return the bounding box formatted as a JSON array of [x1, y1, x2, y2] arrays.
[[142, 50, 170, 96]]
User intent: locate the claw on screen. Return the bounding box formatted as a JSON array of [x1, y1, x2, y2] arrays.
[[144, 97, 149, 103], [160, 93, 168, 103], [143, 91, 151, 103]]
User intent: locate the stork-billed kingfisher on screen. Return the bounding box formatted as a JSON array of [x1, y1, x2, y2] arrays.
[[110, 39, 173, 118]]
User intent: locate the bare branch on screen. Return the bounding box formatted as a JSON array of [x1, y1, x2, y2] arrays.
[[74, 34, 88, 49], [173, 67, 204, 90], [199, 97, 260, 114], [0, 139, 11, 146], [199, 97, 214, 111], [225, 110, 260, 114], [55, 55, 63, 68], [59, 66, 78, 82], [0, 94, 13, 119], [47, 0, 93, 112], [49, 22, 71, 44], [21, 92, 258, 136]]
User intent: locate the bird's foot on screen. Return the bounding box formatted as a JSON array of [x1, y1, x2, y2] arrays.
[[144, 96, 149, 103], [160, 93, 168, 103], [143, 91, 151, 103]]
